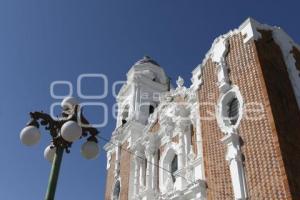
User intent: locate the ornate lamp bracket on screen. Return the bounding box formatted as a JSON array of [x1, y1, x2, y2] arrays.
[[26, 105, 99, 153]]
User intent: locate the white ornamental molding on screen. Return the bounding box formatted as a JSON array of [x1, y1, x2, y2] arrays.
[[173, 76, 188, 97], [160, 116, 174, 128], [192, 17, 300, 108], [159, 116, 175, 141], [188, 148, 196, 162], [114, 143, 122, 178], [216, 57, 231, 93], [159, 142, 180, 194], [145, 141, 157, 156], [221, 134, 248, 200], [176, 76, 184, 88], [174, 105, 190, 119], [210, 35, 231, 94], [191, 64, 203, 91], [216, 85, 244, 135], [160, 92, 174, 103], [216, 85, 247, 199], [106, 151, 112, 169], [175, 119, 191, 134]]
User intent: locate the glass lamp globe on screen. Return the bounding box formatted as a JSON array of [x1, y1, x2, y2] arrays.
[[81, 141, 99, 160], [61, 96, 79, 110], [20, 126, 41, 146], [44, 145, 56, 163], [61, 121, 82, 142]]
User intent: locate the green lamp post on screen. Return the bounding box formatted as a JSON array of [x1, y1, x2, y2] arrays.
[[20, 97, 100, 200]]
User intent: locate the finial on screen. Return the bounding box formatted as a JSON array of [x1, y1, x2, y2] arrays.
[[176, 76, 184, 88], [134, 55, 160, 66]]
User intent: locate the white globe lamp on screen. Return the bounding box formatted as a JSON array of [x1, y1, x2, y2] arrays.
[[61, 121, 82, 142], [81, 141, 99, 160], [44, 145, 56, 163], [20, 126, 41, 146]]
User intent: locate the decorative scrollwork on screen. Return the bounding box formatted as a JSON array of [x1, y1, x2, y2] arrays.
[[26, 105, 99, 153]]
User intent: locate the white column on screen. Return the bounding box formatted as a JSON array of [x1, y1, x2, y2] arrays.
[[221, 134, 248, 200], [176, 131, 187, 190], [134, 85, 140, 118], [176, 120, 189, 190], [178, 131, 186, 170], [194, 109, 202, 158], [185, 126, 191, 155], [115, 144, 121, 178], [133, 155, 141, 196], [152, 151, 158, 191], [139, 155, 146, 188], [217, 54, 231, 93], [145, 151, 153, 190], [178, 119, 189, 169], [132, 84, 137, 113]]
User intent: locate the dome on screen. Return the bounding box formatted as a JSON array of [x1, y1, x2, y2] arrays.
[[134, 56, 160, 67]]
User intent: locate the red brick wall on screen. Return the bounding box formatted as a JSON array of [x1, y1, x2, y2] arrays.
[[227, 33, 290, 199], [199, 32, 300, 199], [199, 58, 233, 199], [254, 30, 300, 199], [105, 153, 115, 200], [104, 142, 132, 200], [119, 142, 131, 200]]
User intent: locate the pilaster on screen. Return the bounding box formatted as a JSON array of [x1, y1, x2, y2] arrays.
[[221, 134, 248, 200]]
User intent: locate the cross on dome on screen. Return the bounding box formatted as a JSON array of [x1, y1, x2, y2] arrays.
[[134, 55, 160, 66]]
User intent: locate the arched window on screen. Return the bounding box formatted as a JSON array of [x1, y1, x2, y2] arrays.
[[149, 105, 155, 115], [171, 155, 178, 183], [228, 97, 239, 125], [121, 105, 129, 126], [113, 180, 120, 200], [217, 87, 244, 133]]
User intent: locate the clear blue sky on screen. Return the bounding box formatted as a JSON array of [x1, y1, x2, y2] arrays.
[[0, 0, 299, 199]]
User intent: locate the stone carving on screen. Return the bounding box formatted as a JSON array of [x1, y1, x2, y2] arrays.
[[176, 76, 184, 88]]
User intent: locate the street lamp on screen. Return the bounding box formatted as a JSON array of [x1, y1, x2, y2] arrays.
[[20, 97, 100, 200]]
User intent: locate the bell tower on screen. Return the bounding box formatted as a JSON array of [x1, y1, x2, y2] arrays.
[[116, 56, 169, 127], [105, 56, 169, 200]]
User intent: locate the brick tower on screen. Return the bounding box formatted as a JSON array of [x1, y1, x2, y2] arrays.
[[104, 56, 169, 200], [104, 18, 300, 200], [191, 18, 300, 199]]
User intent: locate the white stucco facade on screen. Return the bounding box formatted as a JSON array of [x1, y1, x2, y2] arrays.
[[104, 56, 206, 200], [104, 18, 300, 200]]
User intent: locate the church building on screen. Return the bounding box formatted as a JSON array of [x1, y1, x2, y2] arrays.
[[104, 18, 300, 200]]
